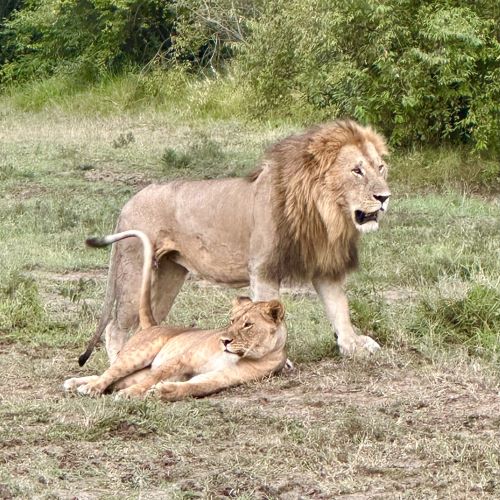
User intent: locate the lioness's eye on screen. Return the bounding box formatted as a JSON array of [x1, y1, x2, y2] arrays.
[[352, 167, 363, 176], [243, 321, 252, 329], [379, 164, 385, 172]]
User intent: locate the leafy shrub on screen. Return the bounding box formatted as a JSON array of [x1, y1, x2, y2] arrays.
[[174, 0, 262, 72], [0, 0, 258, 84], [0, 0, 23, 66], [1, 0, 177, 84], [2, 0, 499, 151], [236, 0, 500, 150]]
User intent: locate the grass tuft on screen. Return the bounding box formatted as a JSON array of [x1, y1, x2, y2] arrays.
[[161, 133, 226, 177], [411, 285, 500, 358]]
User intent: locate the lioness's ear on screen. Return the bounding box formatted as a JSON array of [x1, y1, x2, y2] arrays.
[[265, 300, 285, 324], [232, 296, 252, 308]]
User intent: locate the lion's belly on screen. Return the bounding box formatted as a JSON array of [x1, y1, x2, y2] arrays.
[[167, 178, 254, 286], [121, 177, 264, 287], [171, 250, 250, 287]]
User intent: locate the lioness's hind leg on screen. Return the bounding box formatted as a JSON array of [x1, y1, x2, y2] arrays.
[[105, 253, 187, 364], [116, 360, 185, 399], [78, 330, 172, 396]]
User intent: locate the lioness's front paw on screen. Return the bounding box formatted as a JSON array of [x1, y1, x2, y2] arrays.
[[148, 382, 184, 401], [77, 381, 105, 397], [115, 385, 147, 400], [338, 334, 380, 356]]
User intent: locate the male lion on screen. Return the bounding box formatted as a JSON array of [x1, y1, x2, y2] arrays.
[[64, 230, 287, 400], [80, 119, 390, 366]]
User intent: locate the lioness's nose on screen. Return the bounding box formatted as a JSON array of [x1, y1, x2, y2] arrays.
[[222, 339, 232, 347], [374, 194, 390, 204]]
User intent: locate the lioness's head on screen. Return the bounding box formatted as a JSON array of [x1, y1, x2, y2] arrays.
[[308, 120, 390, 234], [221, 297, 286, 359]]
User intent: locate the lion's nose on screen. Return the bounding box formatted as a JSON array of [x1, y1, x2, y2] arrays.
[[222, 338, 232, 347], [374, 194, 390, 204]]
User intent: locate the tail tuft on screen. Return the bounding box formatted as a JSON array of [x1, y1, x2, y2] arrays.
[[78, 349, 92, 366], [86, 237, 107, 248]]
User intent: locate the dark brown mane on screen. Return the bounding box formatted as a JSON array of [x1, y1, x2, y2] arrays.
[[261, 120, 387, 283]]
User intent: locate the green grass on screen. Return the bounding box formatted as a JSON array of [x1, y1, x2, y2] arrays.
[[1, 99, 500, 497]]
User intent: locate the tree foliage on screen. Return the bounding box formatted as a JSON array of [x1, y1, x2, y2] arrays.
[[1, 0, 177, 83], [237, 0, 500, 149], [1, 0, 499, 150]]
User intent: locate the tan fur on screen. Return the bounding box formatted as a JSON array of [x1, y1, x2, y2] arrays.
[[65, 232, 287, 400], [80, 119, 390, 364]]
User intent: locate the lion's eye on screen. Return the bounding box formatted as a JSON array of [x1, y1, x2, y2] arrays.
[[243, 321, 252, 329], [352, 167, 363, 176], [378, 164, 385, 172]]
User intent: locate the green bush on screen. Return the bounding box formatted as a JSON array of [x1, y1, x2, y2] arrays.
[[236, 0, 500, 150], [1, 0, 177, 84], [0, 0, 258, 84], [1, 0, 499, 151], [173, 0, 262, 72]]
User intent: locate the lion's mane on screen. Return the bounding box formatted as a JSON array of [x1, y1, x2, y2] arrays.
[[250, 120, 388, 283]]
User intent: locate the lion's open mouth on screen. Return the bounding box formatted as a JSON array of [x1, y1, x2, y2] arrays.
[[354, 210, 379, 225]]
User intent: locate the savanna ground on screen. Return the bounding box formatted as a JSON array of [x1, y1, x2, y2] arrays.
[[1, 106, 500, 499]]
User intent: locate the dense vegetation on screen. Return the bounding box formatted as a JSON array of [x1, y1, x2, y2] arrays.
[[1, 0, 499, 151]]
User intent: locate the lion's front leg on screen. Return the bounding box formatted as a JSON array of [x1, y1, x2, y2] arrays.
[[313, 278, 380, 355], [115, 362, 183, 399]]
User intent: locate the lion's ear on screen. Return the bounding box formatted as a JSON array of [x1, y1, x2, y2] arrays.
[[265, 300, 285, 324], [232, 296, 252, 308]]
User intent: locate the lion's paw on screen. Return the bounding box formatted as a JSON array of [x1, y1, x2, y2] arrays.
[[63, 378, 80, 392], [338, 334, 380, 356], [115, 386, 146, 400], [63, 375, 100, 392], [148, 382, 183, 401], [77, 381, 105, 397]]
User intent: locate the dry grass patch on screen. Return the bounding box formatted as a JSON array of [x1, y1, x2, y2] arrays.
[[2, 108, 500, 498], [1, 345, 500, 498]]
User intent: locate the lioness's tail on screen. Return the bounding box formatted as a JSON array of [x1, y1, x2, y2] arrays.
[[78, 230, 156, 366]]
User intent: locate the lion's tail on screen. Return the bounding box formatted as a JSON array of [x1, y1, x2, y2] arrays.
[[77, 229, 156, 367]]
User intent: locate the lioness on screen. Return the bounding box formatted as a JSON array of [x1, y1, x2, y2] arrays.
[[80, 119, 390, 366], [64, 230, 287, 400]]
